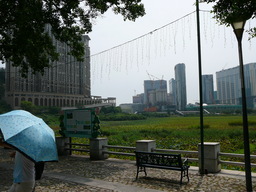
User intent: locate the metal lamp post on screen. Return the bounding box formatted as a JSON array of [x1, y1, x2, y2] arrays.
[[196, 0, 205, 175], [231, 20, 252, 192]]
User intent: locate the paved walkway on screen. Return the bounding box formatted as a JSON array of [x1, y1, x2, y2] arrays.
[[1, 148, 256, 192]]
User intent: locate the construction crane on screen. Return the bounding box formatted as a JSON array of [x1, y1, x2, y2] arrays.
[[146, 71, 152, 80], [146, 72, 164, 88], [146, 71, 154, 88]]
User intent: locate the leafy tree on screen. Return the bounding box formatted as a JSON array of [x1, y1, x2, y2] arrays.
[[0, 100, 12, 114], [205, 0, 256, 38], [20, 101, 35, 113], [0, 68, 4, 83], [0, 1, 145, 77], [100, 106, 122, 114], [0, 68, 5, 99], [47, 106, 61, 115]]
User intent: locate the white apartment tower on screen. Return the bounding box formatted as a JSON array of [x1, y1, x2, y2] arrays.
[[216, 62, 256, 108], [202, 74, 214, 104], [174, 63, 187, 110], [169, 78, 176, 105]]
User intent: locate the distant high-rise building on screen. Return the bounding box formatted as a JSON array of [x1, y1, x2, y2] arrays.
[[216, 62, 256, 108], [133, 93, 144, 104], [214, 91, 218, 104], [169, 78, 176, 105], [174, 63, 187, 110], [202, 74, 214, 104], [144, 80, 167, 106]]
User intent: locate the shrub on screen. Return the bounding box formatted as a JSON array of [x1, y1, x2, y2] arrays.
[[141, 112, 170, 118], [229, 121, 256, 126], [188, 124, 210, 129], [100, 106, 122, 114], [0, 100, 12, 113], [99, 113, 146, 121]]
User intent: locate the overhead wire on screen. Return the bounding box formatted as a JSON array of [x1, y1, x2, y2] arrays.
[[90, 10, 202, 58]]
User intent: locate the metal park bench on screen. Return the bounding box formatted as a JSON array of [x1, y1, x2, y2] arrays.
[[135, 151, 190, 184]]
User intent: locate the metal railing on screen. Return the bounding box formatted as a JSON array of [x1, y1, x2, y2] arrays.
[[218, 152, 256, 167], [64, 142, 90, 153], [102, 145, 135, 156], [64, 142, 256, 168]]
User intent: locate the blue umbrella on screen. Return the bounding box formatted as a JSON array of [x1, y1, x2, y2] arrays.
[[0, 110, 58, 162]]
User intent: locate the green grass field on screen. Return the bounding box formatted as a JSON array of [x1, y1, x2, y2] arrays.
[[98, 115, 256, 171], [99, 115, 256, 153], [53, 114, 256, 171]]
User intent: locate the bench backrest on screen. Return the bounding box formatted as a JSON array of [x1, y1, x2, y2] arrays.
[[135, 151, 182, 167]]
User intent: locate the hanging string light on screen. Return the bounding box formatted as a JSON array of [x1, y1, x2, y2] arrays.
[[90, 10, 254, 82]]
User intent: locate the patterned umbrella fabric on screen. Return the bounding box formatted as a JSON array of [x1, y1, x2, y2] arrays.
[[0, 110, 58, 162]]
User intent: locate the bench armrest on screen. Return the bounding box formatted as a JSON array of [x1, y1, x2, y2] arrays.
[[183, 158, 188, 166]]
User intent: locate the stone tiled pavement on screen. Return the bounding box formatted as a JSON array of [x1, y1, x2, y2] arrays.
[[1, 148, 256, 192]]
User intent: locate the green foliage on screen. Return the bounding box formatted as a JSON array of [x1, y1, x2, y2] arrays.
[[98, 115, 256, 155], [141, 112, 170, 118], [100, 106, 122, 114], [0, 68, 5, 99], [139, 129, 172, 138], [229, 121, 256, 126], [20, 101, 35, 113], [0, 68, 9, 111], [100, 113, 146, 121], [20, 101, 61, 116], [0, 1, 145, 77], [38, 114, 59, 127], [100, 111, 171, 121], [44, 114, 256, 167], [47, 106, 61, 115], [205, 0, 256, 38], [0, 99, 12, 114], [188, 124, 210, 129], [0, 68, 4, 82]]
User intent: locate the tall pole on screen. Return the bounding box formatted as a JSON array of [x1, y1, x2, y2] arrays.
[[196, 0, 204, 174], [233, 24, 252, 192]]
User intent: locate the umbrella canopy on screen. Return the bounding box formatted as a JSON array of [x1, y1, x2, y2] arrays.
[[0, 110, 58, 162]]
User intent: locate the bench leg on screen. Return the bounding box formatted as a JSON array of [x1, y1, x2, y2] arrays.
[[186, 168, 189, 182], [180, 171, 183, 185], [136, 166, 139, 180], [136, 166, 147, 180], [180, 169, 189, 184], [144, 167, 147, 177]]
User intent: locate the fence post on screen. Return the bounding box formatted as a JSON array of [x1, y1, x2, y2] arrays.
[[136, 140, 156, 152], [55, 136, 71, 156], [198, 142, 221, 173], [90, 138, 108, 160]]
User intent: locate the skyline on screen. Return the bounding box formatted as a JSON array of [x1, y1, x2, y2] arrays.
[[88, 0, 256, 106]]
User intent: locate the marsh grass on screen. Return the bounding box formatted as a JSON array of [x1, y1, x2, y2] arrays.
[[63, 115, 256, 170], [71, 115, 256, 151], [99, 115, 256, 158]]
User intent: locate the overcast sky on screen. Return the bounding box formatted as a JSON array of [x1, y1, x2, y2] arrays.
[[88, 0, 256, 106]]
